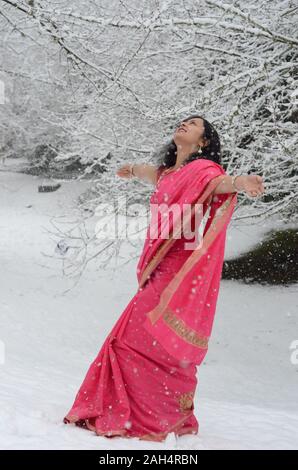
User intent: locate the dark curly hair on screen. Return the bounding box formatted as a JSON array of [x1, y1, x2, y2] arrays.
[[155, 114, 222, 171]]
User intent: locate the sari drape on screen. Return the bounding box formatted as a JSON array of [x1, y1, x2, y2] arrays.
[[137, 159, 237, 365], [63, 159, 237, 441]]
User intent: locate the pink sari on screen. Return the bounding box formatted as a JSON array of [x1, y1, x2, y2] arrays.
[[63, 159, 237, 441]]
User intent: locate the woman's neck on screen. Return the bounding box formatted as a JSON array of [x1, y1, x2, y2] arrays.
[[174, 145, 197, 169]]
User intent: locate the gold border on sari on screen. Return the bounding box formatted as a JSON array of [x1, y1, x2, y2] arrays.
[[178, 390, 195, 414], [163, 307, 209, 349]]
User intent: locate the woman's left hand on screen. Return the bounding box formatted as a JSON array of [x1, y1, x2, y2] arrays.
[[239, 175, 265, 197]]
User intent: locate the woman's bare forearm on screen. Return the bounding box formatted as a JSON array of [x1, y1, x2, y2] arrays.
[[213, 174, 265, 197], [131, 164, 158, 184], [213, 175, 244, 194]]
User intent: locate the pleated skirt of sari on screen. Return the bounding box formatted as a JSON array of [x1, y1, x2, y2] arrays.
[[63, 237, 199, 442]]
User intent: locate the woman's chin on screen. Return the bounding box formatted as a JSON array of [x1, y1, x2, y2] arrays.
[[173, 137, 187, 146]]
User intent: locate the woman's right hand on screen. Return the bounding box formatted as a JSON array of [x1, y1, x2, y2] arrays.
[[116, 164, 133, 179], [239, 174, 265, 197]]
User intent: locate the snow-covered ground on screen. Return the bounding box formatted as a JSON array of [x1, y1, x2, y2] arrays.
[[0, 165, 297, 450]]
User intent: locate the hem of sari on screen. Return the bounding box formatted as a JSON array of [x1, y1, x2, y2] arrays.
[[63, 410, 197, 442]]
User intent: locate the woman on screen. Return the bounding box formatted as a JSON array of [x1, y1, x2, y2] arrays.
[[63, 115, 265, 441]]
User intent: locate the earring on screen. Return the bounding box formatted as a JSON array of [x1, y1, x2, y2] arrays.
[[197, 146, 203, 155]]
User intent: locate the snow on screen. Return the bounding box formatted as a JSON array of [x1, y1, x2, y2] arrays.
[[0, 167, 297, 450]]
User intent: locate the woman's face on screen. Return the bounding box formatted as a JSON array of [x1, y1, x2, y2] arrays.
[[173, 117, 205, 148]]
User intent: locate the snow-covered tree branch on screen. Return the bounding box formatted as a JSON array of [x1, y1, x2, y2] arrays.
[[0, 0, 297, 279]]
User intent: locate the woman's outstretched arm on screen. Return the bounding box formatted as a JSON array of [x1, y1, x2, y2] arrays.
[[214, 174, 265, 198], [116, 163, 158, 185], [116, 165, 265, 197]]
